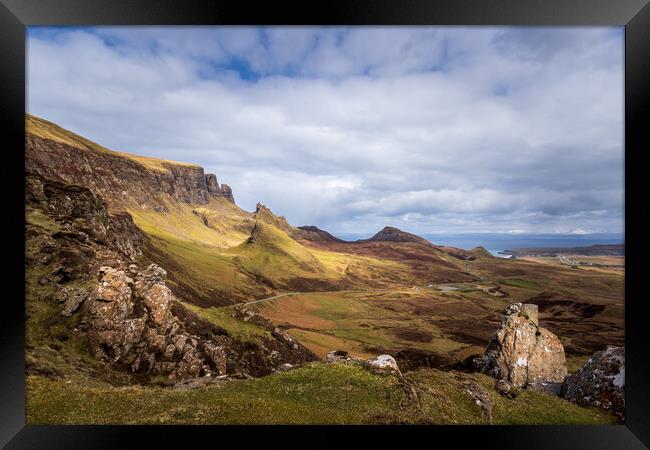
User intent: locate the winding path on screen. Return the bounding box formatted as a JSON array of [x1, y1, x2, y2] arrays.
[[239, 282, 477, 307], [241, 292, 301, 306]]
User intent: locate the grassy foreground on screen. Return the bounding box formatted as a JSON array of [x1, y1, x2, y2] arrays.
[[27, 363, 616, 425]]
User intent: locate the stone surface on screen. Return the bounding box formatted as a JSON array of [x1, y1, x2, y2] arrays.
[[495, 379, 518, 399], [204, 173, 220, 193], [325, 350, 354, 363], [57, 286, 90, 317], [561, 346, 625, 419], [219, 184, 235, 203], [363, 354, 402, 377], [480, 303, 567, 388]]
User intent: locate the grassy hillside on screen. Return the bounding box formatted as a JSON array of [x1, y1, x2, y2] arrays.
[[27, 363, 616, 425]]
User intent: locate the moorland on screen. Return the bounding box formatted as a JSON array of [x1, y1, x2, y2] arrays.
[[25, 114, 624, 424]]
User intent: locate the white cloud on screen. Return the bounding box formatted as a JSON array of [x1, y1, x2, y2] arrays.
[[27, 26, 624, 234]]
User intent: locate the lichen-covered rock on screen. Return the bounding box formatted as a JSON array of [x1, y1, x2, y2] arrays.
[[56, 286, 90, 317], [561, 346, 625, 419], [326, 350, 354, 363], [363, 354, 402, 377], [480, 303, 567, 388], [142, 283, 173, 327], [201, 342, 228, 375], [89, 268, 134, 321], [231, 304, 273, 329], [495, 379, 518, 399]]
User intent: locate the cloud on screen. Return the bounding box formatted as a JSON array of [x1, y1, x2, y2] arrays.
[[27, 26, 624, 234]]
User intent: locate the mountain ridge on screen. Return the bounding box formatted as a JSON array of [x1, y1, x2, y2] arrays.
[[26, 114, 235, 210]]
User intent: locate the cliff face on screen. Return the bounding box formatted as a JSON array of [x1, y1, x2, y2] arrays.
[[205, 173, 235, 203], [25, 115, 235, 211]]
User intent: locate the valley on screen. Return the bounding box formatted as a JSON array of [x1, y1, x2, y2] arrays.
[[24, 114, 625, 424]]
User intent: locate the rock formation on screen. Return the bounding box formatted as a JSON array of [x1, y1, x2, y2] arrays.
[[363, 354, 402, 377], [480, 303, 567, 388], [220, 184, 235, 203], [561, 346, 625, 419], [204, 173, 220, 193], [26, 171, 316, 382], [204, 174, 235, 203], [325, 350, 358, 364], [82, 264, 229, 381]]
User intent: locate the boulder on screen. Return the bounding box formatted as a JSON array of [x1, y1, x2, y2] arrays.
[[326, 350, 353, 363], [561, 346, 625, 419], [56, 286, 90, 317], [495, 379, 518, 399], [276, 363, 296, 372], [363, 354, 402, 377], [480, 303, 567, 388]]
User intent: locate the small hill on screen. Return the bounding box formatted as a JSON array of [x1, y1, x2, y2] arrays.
[[471, 246, 495, 258], [231, 221, 329, 285], [297, 225, 345, 243], [361, 226, 432, 246]]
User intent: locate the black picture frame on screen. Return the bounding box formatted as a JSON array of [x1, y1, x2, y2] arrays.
[[2, 0, 648, 448]]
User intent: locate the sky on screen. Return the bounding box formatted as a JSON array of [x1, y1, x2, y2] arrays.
[[27, 26, 624, 235]]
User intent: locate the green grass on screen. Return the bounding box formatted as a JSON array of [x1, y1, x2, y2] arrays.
[[229, 221, 327, 281], [26, 363, 617, 425], [27, 363, 404, 424], [183, 302, 272, 343], [498, 278, 542, 290]]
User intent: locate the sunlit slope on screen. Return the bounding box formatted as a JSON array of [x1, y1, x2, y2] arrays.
[[128, 195, 254, 249], [133, 198, 477, 305]]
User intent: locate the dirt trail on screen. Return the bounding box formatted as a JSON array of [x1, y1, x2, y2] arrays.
[[240, 282, 470, 307], [242, 292, 301, 306]]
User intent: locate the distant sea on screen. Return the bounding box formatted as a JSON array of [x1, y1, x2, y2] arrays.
[[331, 232, 625, 258]]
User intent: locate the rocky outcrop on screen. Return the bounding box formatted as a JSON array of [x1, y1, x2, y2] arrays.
[[252, 203, 296, 235], [363, 355, 402, 377], [205, 174, 235, 203], [561, 346, 625, 419], [325, 350, 359, 364], [479, 303, 567, 388], [205, 174, 220, 193], [26, 172, 316, 383], [82, 264, 229, 381], [325, 351, 403, 378], [26, 116, 235, 210], [220, 184, 235, 203]]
